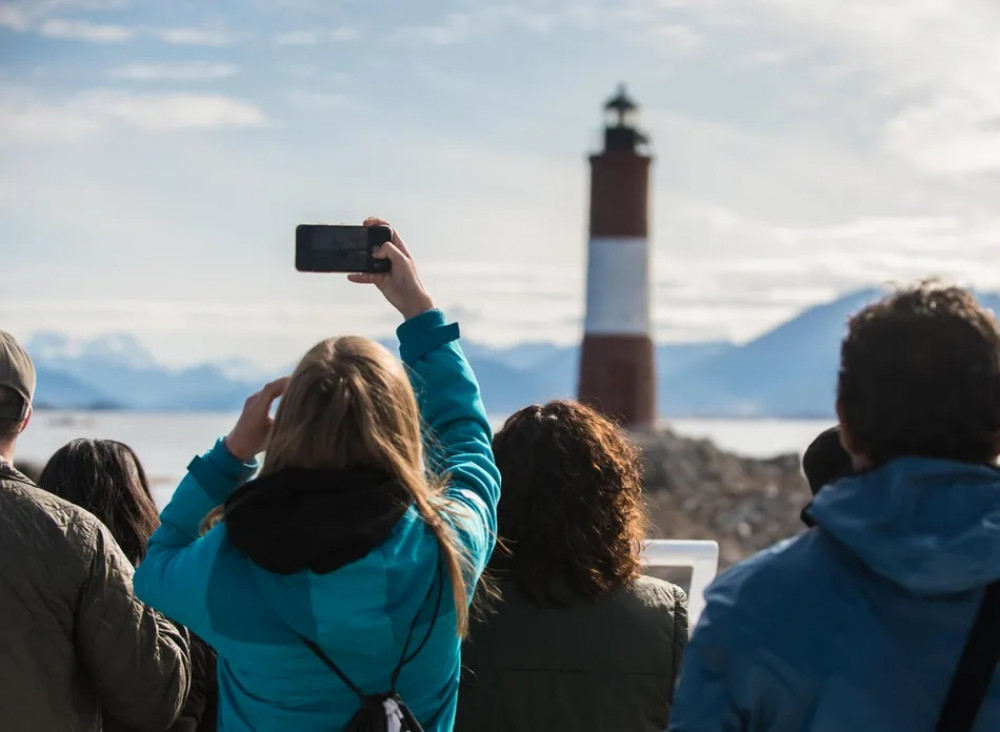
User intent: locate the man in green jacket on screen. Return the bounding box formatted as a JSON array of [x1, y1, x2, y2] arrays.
[[0, 330, 191, 732]]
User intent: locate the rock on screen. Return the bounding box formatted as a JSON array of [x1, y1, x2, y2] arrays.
[[631, 427, 811, 569]]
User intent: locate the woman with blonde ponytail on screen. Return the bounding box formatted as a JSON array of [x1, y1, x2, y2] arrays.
[[134, 218, 500, 732]]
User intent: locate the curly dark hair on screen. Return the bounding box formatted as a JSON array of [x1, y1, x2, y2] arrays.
[[838, 282, 1000, 466], [491, 400, 648, 607]]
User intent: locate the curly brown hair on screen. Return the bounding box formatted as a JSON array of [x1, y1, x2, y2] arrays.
[[838, 282, 1000, 465], [491, 400, 648, 607]]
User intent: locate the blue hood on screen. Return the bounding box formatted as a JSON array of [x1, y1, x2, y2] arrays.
[[810, 457, 1000, 595]]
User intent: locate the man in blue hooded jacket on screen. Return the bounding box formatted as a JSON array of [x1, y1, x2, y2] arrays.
[[669, 282, 1000, 731]]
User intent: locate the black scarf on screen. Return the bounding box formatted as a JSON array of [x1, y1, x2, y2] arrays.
[[224, 467, 412, 575]]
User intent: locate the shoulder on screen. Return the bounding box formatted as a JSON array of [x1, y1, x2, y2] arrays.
[[0, 477, 115, 602], [698, 530, 846, 640], [0, 477, 103, 558], [606, 576, 689, 638], [630, 574, 688, 608], [709, 530, 832, 594]]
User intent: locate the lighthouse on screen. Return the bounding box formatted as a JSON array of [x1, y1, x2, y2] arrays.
[[577, 85, 656, 428]]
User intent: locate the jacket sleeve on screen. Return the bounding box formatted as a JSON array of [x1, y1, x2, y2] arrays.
[[134, 439, 259, 636], [76, 521, 192, 732], [398, 309, 501, 581], [173, 633, 217, 730]]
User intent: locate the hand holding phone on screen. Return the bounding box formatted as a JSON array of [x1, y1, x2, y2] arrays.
[[295, 224, 393, 273], [348, 218, 435, 320]]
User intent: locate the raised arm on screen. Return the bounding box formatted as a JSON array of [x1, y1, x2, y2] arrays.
[[399, 310, 500, 573], [349, 217, 501, 575], [135, 381, 280, 634], [133, 438, 259, 634]]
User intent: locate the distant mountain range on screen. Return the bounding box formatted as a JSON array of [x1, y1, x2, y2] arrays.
[[27, 288, 1000, 417], [30, 332, 268, 412]]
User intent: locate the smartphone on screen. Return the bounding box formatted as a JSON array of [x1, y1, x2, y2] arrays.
[[295, 224, 393, 273]]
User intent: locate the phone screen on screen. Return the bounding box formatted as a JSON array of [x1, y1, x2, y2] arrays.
[[296, 225, 371, 272]]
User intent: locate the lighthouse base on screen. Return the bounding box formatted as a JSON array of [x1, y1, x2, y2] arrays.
[[578, 334, 656, 428]]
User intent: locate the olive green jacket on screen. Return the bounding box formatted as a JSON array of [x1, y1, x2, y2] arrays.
[[0, 461, 190, 732], [456, 575, 688, 732]]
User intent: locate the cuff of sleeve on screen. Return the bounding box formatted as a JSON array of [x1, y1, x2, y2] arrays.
[[187, 437, 260, 505], [397, 309, 460, 365]]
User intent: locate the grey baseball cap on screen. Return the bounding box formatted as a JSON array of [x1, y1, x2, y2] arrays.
[[0, 330, 35, 421]]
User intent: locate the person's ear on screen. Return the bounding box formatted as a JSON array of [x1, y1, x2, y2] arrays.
[[836, 400, 871, 471], [18, 404, 32, 435]]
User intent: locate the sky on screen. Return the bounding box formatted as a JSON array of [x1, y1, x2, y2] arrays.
[[2, 0, 1000, 369]]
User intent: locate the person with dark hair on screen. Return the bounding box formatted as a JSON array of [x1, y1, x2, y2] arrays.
[[455, 400, 687, 732], [799, 425, 855, 527], [40, 440, 161, 564], [39, 439, 218, 732], [669, 283, 1000, 732], [0, 330, 190, 732], [801, 426, 854, 496]]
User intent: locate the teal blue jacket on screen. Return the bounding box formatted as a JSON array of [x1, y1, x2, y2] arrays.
[[134, 311, 501, 732]]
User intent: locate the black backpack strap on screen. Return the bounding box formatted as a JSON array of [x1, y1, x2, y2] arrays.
[[391, 555, 445, 692], [936, 580, 1000, 732], [298, 634, 366, 701], [296, 553, 446, 699]]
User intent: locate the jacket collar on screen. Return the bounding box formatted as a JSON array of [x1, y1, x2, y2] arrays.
[[223, 466, 413, 575], [0, 458, 32, 484]]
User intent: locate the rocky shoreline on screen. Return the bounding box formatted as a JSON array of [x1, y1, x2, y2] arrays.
[[633, 428, 811, 569]]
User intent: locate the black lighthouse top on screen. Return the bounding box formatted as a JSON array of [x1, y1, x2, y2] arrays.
[[603, 83, 648, 153]]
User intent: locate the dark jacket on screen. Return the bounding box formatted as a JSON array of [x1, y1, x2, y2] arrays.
[[0, 461, 191, 732], [105, 633, 217, 732], [669, 457, 1000, 731], [456, 575, 689, 732]]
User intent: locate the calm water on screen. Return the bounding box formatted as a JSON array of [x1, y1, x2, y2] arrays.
[[15, 411, 833, 507]]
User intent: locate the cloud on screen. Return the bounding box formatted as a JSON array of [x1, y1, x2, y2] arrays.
[[599, 0, 1000, 173], [38, 17, 133, 42], [5, 0, 999, 360], [10, 202, 998, 362], [394, 6, 561, 46], [155, 27, 239, 46], [741, 49, 790, 67], [0, 0, 127, 32], [0, 4, 241, 48], [649, 24, 703, 55], [885, 95, 1000, 175], [273, 27, 358, 46], [397, 14, 473, 46], [0, 6, 32, 31], [109, 62, 240, 81], [0, 97, 100, 143], [0, 88, 266, 143], [670, 0, 1000, 173], [99, 92, 265, 130], [642, 199, 1000, 342]]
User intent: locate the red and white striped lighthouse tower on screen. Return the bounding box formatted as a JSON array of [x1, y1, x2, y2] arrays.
[[577, 84, 656, 428]]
